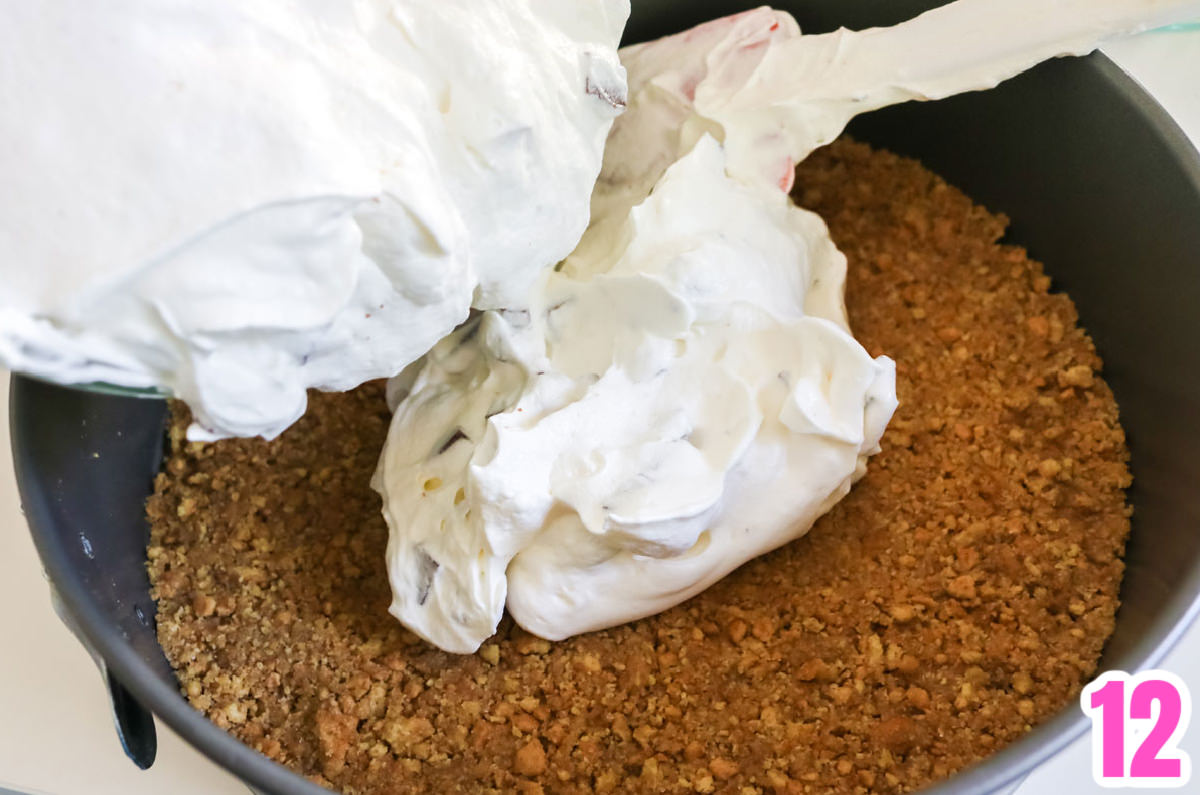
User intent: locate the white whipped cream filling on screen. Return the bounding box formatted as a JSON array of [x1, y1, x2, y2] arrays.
[[601, 0, 1200, 221], [0, 0, 628, 439], [376, 137, 896, 652], [376, 0, 1200, 653], [379, 136, 897, 653]]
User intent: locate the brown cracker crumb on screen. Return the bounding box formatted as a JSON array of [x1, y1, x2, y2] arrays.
[[709, 758, 739, 780], [148, 139, 1131, 794], [514, 739, 548, 777]]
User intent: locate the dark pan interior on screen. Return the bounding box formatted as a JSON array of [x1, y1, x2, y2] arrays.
[[11, 1, 1200, 793]]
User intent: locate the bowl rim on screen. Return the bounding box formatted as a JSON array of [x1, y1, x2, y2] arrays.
[[12, 49, 1200, 795]]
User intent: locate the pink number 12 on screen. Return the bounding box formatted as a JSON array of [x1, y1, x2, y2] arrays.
[[1082, 670, 1192, 788]]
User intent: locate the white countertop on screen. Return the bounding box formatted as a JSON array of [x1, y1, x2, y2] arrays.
[[1, 27, 1198, 795]]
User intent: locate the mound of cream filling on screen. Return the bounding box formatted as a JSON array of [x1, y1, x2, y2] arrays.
[[376, 136, 896, 652], [0, 0, 628, 439], [376, 0, 1200, 653]]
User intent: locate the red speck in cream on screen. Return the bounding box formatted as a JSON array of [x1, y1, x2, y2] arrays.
[[778, 159, 795, 192], [681, 74, 700, 102]]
